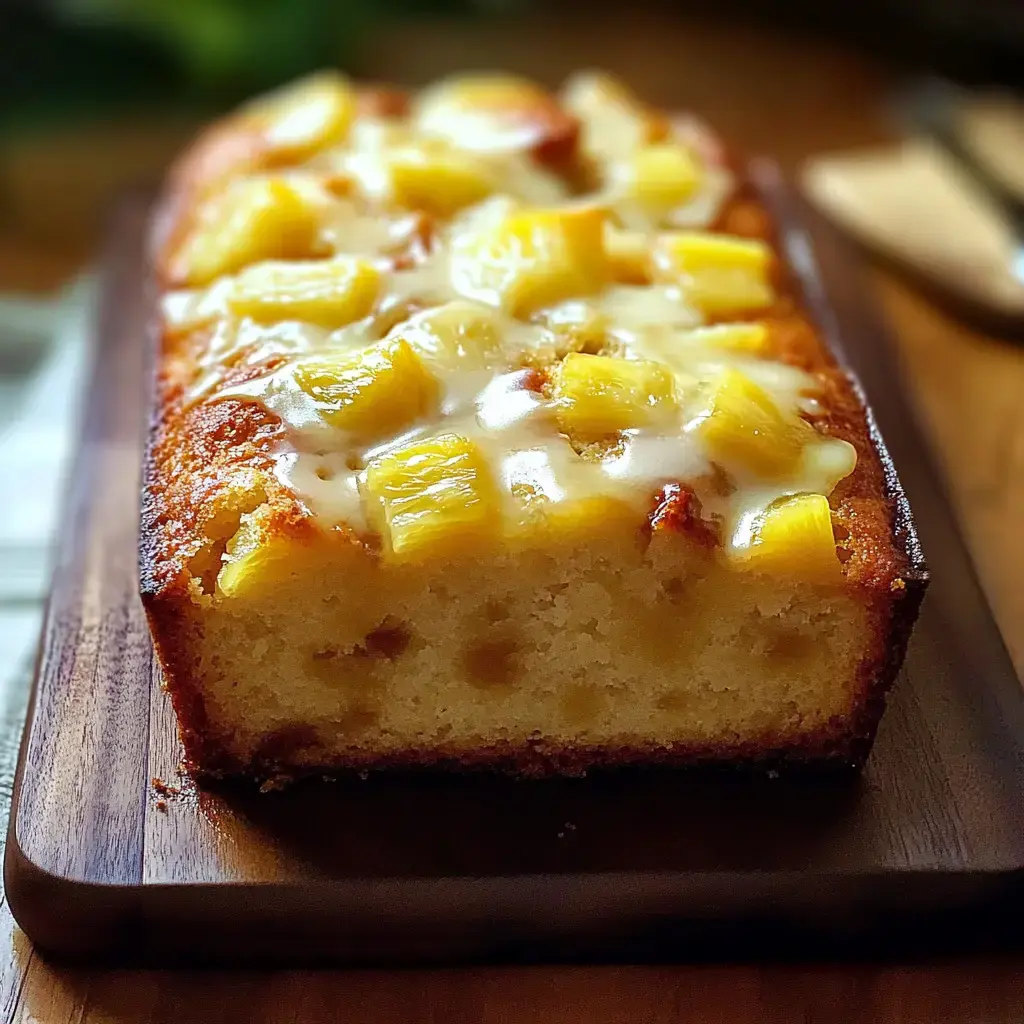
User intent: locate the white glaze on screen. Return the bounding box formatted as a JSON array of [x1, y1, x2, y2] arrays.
[[164, 77, 857, 551]]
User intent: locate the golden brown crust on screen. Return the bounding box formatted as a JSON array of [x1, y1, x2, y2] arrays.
[[193, 722, 880, 783], [141, 76, 927, 783]]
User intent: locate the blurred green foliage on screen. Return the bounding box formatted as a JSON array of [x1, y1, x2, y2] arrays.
[[63, 0, 375, 96], [1, 0, 521, 132]]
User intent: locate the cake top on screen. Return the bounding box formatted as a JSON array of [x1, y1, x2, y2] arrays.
[[157, 71, 860, 585]]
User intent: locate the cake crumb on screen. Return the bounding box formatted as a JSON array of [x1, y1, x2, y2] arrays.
[[151, 776, 182, 799]]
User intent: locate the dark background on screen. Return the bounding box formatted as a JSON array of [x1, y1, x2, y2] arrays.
[[0, 0, 1021, 292], [2, 0, 1023, 128]]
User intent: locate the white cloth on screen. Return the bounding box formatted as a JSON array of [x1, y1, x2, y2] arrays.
[[0, 277, 95, 698]]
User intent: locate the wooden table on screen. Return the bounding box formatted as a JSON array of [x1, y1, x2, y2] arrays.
[[1, 10, 1022, 1021]]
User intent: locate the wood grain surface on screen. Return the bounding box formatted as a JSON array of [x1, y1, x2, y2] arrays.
[[1, 9, 1023, 1021]]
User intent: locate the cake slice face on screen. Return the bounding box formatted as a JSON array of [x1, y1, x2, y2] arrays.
[[143, 72, 925, 780]]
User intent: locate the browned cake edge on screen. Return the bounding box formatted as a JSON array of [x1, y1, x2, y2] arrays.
[[139, 84, 928, 783]]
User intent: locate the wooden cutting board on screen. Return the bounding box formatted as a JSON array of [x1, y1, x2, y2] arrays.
[[6, 175, 1024, 965]]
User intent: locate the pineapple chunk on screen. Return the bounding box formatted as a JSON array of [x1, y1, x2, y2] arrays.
[[733, 493, 840, 583], [388, 146, 496, 216], [554, 352, 677, 437], [654, 232, 774, 316], [561, 71, 669, 159], [246, 72, 357, 162], [216, 515, 364, 601], [605, 225, 651, 284], [227, 256, 380, 328], [170, 178, 321, 286], [413, 74, 577, 159], [389, 301, 503, 368], [451, 205, 609, 316], [293, 338, 438, 439], [218, 517, 296, 599], [622, 143, 702, 215], [364, 434, 497, 560], [695, 368, 807, 478], [681, 322, 770, 355]]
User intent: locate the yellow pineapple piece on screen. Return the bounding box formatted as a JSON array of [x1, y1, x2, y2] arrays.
[[363, 434, 498, 561], [605, 225, 651, 284], [389, 301, 503, 367], [681, 322, 770, 355], [413, 74, 577, 158], [452, 205, 609, 316], [732, 493, 840, 583], [217, 516, 369, 600], [695, 368, 808, 478], [293, 338, 438, 439], [218, 517, 293, 599], [561, 71, 669, 159], [246, 71, 357, 162], [623, 143, 702, 215], [170, 178, 321, 287], [227, 256, 380, 328], [554, 352, 677, 437], [216, 502, 353, 599], [654, 232, 774, 316], [388, 146, 496, 216]]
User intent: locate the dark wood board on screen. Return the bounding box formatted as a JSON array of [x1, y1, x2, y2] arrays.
[[6, 172, 1024, 965]]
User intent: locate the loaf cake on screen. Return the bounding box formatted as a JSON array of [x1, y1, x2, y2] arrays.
[[141, 70, 926, 781]]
